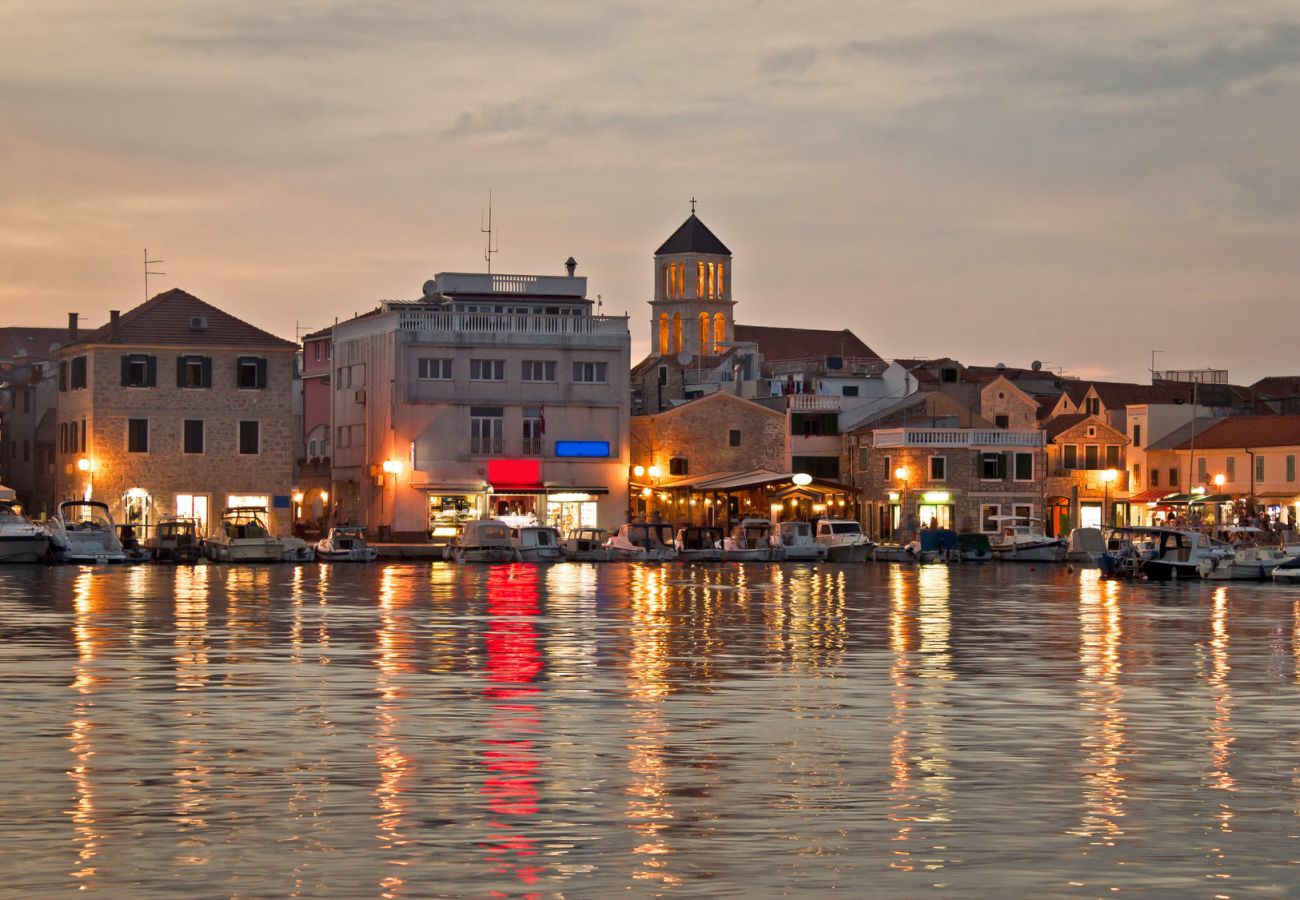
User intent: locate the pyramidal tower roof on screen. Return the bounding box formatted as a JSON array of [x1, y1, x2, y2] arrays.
[[655, 213, 731, 256]]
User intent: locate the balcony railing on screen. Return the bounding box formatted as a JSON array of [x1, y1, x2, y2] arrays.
[[399, 310, 628, 337], [521, 437, 543, 456], [789, 394, 842, 412], [470, 435, 503, 455], [874, 428, 1043, 448]]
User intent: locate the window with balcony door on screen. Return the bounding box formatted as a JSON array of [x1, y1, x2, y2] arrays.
[[470, 407, 503, 455], [522, 408, 543, 456]]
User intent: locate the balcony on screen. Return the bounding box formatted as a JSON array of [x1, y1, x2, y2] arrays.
[[874, 427, 1043, 448], [398, 310, 628, 338], [788, 394, 842, 412]]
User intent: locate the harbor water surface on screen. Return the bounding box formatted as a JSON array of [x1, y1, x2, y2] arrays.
[[3, 562, 1300, 897]]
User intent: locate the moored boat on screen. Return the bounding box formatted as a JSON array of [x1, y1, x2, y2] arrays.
[[774, 520, 827, 561], [511, 525, 564, 562], [1067, 527, 1106, 564], [604, 522, 678, 561], [1139, 528, 1223, 582], [447, 518, 516, 563], [675, 525, 724, 562], [145, 516, 204, 564], [0, 499, 51, 563], [814, 518, 873, 562], [989, 516, 1067, 563], [206, 506, 285, 562], [1198, 545, 1292, 580], [723, 517, 779, 561], [315, 525, 379, 562], [47, 500, 126, 564], [561, 527, 613, 561], [957, 532, 993, 562]]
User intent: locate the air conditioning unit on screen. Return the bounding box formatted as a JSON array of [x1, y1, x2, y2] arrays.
[[190, 316, 208, 331], [354, 389, 366, 404]]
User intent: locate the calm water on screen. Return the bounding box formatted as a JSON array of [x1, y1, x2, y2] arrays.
[[3, 562, 1300, 897]]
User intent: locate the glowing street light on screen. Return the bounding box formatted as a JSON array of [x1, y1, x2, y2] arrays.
[[1101, 468, 1118, 526]]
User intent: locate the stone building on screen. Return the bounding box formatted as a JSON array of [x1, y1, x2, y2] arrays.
[[297, 325, 333, 534], [330, 268, 630, 540], [1042, 414, 1130, 535], [0, 326, 66, 516], [53, 290, 298, 538]]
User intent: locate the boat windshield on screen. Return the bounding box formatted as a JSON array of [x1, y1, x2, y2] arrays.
[[828, 522, 860, 535]]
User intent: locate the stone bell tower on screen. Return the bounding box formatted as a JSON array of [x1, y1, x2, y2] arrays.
[[649, 204, 735, 361]]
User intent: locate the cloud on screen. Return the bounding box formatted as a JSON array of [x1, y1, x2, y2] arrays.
[[758, 47, 816, 77]]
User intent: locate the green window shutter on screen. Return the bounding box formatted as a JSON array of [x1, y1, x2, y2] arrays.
[[176, 356, 187, 388], [202, 357, 212, 388], [59, 361, 67, 392], [146, 356, 157, 387], [121, 355, 131, 386], [997, 452, 1008, 479], [257, 358, 268, 389]]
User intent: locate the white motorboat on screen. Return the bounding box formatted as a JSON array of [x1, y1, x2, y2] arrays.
[[1198, 545, 1293, 581], [723, 518, 779, 561], [314, 525, 379, 562], [47, 500, 126, 564], [774, 521, 827, 562], [873, 541, 937, 563], [145, 516, 204, 564], [674, 526, 724, 562], [0, 500, 51, 563], [561, 527, 613, 562], [989, 516, 1067, 563], [604, 522, 678, 561], [511, 525, 564, 562], [206, 507, 285, 562], [1137, 528, 1224, 582], [1067, 527, 1107, 564], [446, 519, 516, 563], [814, 518, 873, 562]]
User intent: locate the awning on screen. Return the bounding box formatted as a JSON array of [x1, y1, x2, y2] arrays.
[[491, 484, 547, 495], [1188, 493, 1232, 504], [411, 482, 486, 493], [1130, 489, 1174, 503], [545, 485, 609, 495], [1160, 493, 1193, 504]]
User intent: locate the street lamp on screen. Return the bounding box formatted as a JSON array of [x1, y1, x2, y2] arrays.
[[1101, 468, 1118, 527], [893, 466, 909, 539], [77, 456, 95, 501]]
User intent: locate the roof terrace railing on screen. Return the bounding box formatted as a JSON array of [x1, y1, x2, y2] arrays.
[[873, 427, 1044, 448], [398, 310, 628, 337]]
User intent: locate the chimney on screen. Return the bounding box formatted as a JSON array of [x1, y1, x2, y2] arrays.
[[564, 256, 577, 277], [110, 310, 121, 342], [67, 312, 78, 342]]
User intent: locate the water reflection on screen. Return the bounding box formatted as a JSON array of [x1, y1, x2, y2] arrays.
[[374, 565, 417, 897], [1072, 569, 1128, 846], [69, 569, 106, 886], [887, 564, 953, 874], [172, 564, 213, 869], [1206, 587, 1235, 834]]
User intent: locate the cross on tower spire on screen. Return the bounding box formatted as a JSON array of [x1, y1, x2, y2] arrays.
[[689, 197, 697, 214]]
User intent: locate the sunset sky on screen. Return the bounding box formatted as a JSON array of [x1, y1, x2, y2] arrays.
[[2, 1, 1297, 382]]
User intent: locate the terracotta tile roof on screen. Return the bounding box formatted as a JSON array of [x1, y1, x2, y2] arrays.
[[0, 327, 69, 361], [1251, 376, 1300, 399], [1043, 413, 1090, 442], [733, 324, 879, 362], [655, 214, 731, 256], [1168, 415, 1300, 450], [69, 288, 296, 350], [1090, 380, 1197, 407], [963, 364, 1046, 384], [1146, 418, 1220, 450]]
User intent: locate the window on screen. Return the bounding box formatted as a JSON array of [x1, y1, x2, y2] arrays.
[[1105, 445, 1120, 469], [697, 262, 706, 297], [308, 439, 318, 458], [21, 439, 29, 462], [673, 313, 682, 353], [1063, 445, 1078, 469], [1132, 463, 1142, 488], [882, 455, 891, 480], [59, 361, 67, 392], [573, 361, 607, 384], [239, 421, 259, 455], [658, 313, 669, 355], [237, 356, 268, 389], [1197, 457, 1208, 484], [314, 342, 322, 361], [1133, 423, 1142, 447], [1288, 455, 1296, 483], [183, 419, 204, 454], [1086, 398, 1100, 415], [842, 385, 859, 397], [1014, 504, 1033, 520], [21, 389, 29, 414], [699, 313, 709, 352], [729, 429, 741, 447], [1169, 467, 1179, 486], [669, 456, 688, 476], [71, 356, 87, 390], [127, 419, 148, 453], [522, 408, 543, 455], [995, 414, 1009, 429], [941, 368, 958, 383], [982, 452, 1003, 480], [929, 456, 946, 481], [121, 354, 156, 387], [1151, 469, 1159, 487], [859, 447, 871, 471], [1256, 455, 1266, 482], [1084, 445, 1100, 470], [713, 313, 725, 353], [793, 413, 839, 437], [177, 355, 211, 388], [981, 504, 1000, 532], [1226, 456, 1236, 481], [521, 360, 555, 383], [81, 419, 86, 452], [419, 358, 453, 380], [1014, 452, 1033, 481], [470, 406, 503, 455], [470, 359, 505, 381], [716, 263, 725, 297]]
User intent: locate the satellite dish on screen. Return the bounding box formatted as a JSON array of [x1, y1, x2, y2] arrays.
[[677, 351, 693, 365], [421, 280, 438, 298], [1031, 360, 1042, 371]]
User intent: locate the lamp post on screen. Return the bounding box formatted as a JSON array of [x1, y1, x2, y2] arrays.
[[381, 459, 401, 537], [1101, 468, 1118, 527], [77, 456, 95, 502], [1214, 473, 1226, 529], [893, 466, 909, 540]]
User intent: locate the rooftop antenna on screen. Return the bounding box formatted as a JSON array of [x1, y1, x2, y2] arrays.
[[144, 249, 165, 301], [481, 191, 499, 275]]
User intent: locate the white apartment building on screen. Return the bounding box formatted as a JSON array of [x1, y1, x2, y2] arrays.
[[330, 268, 630, 540]]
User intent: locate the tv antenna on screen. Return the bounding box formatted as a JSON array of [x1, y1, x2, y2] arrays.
[[481, 191, 499, 275], [144, 249, 165, 301]]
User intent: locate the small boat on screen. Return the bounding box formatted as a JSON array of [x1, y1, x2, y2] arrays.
[[0, 499, 51, 563], [1274, 557, 1300, 584], [145, 516, 204, 564], [47, 500, 126, 564], [206, 506, 286, 562], [774, 521, 827, 561], [723, 518, 779, 561], [814, 518, 873, 562], [989, 516, 1067, 563], [447, 518, 516, 563], [873, 540, 937, 563], [1067, 527, 1107, 564], [511, 525, 564, 562], [957, 532, 993, 563], [561, 527, 613, 562], [675, 525, 724, 562], [920, 528, 960, 561], [1139, 528, 1224, 582], [604, 522, 678, 561], [1097, 526, 1162, 578], [1198, 545, 1293, 581], [314, 525, 379, 562]]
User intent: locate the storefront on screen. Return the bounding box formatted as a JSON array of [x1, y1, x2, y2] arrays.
[[424, 490, 486, 540]]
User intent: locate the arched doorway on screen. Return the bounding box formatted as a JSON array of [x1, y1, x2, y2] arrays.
[[1047, 496, 1071, 538]]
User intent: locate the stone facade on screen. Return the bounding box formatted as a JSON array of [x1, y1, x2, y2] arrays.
[[630, 391, 786, 478], [980, 376, 1041, 431]]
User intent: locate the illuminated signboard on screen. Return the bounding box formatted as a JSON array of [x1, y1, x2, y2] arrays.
[[554, 441, 610, 458]]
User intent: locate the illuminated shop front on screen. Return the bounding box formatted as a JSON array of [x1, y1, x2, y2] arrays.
[[426, 492, 485, 540]]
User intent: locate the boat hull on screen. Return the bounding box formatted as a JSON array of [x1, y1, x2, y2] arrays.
[[1140, 559, 1201, 582], [824, 543, 871, 563], [208, 540, 285, 563], [0, 534, 50, 563], [991, 541, 1067, 563]]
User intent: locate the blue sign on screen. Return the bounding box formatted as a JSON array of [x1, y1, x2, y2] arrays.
[[554, 440, 611, 458], [273, 494, 292, 509]]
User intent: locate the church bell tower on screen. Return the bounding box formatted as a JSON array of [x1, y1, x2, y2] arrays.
[[649, 203, 735, 361]]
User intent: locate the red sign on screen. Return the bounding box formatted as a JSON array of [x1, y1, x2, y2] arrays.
[[487, 459, 542, 488]]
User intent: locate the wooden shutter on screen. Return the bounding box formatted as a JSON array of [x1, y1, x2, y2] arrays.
[[121, 355, 132, 386], [201, 357, 212, 387], [176, 356, 187, 387], [256, 358, 268, 389], [146, 356, 157, 387]]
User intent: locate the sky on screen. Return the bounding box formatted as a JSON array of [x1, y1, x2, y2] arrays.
[[2, 0, 1298, 384]]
